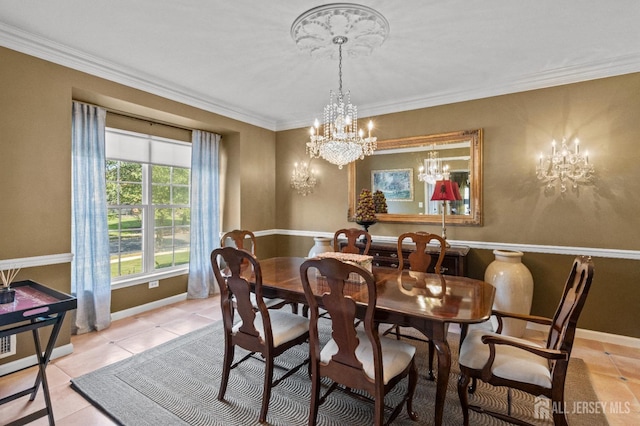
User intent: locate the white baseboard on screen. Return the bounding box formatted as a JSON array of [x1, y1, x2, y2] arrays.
[[0, 343, 73, 376], [110, 292, 188, 321], [527, 322, 640, 348]]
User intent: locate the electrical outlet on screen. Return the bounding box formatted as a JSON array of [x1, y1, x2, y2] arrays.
[[148, 280, 159, 289]]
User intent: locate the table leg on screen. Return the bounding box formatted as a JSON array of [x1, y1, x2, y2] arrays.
[[432, 337, 451, 426], [29, 313, 65, 425]]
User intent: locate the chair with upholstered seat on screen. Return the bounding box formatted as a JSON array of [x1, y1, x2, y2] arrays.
[[220, 229, 289, 310], [300, 257, 418, 426], [385, 232, 446, 380], [333, 228, 372, 254], [457, 256, 594, 426], [211, 246, 310, 424]]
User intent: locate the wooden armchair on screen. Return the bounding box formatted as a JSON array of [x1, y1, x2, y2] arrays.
[[333, 228, 372, 254], [386, 232, 447, 380], [457, 256, 595, 426], [211, 247, 310, 424], [300, 257, 418, 426]]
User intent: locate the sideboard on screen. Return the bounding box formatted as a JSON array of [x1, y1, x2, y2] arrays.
[[345, 241, 470, 277]]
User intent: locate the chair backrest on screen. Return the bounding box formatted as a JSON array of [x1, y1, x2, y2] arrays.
[[300, 257, 381, 386], [397, 232, 446, 272], [211, 246, 271, 343], [221, 229, 257, 255], [547, 255, 595, 355], [333, 228, 372, 254]]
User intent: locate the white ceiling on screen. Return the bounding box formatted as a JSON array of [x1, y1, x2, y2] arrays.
[[1, 1, 640, 131]]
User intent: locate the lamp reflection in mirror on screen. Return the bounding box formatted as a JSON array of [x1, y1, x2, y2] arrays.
[[536, 137, 594, 194], [290, 162, 317, 196], [430, 180, 462, 246]]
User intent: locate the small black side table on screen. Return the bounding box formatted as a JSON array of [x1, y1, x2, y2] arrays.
[[0, 280, 77, 426]]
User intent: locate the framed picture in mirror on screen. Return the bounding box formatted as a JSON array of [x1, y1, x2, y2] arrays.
[[371, 168, 414, 201]]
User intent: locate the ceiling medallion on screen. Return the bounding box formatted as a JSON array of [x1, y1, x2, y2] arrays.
[[291, 3, 390, 59]]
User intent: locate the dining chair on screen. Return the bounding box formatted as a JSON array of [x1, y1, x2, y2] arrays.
[[300, 257, 418, 426], [385, 231, 447, 380], [211, 246, 310, 424], [457, 256, 595, 426], [333, 227, 372, 254], [220, 229, 258, 255], [220, 229, 290, 311]]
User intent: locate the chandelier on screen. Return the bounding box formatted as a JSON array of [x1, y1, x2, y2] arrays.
[[536, 138, 594, 193], [290, 161, 317, 196], [417, 145, 449, 184], [291, 4, 389, 169], [306, 36, 377, 169]]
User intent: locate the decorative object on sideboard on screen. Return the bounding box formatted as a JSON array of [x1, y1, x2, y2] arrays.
[[290, 161, 317, 196], [308, 237, 334, 258], [355, 188, 377, 234], [536, 137, 594, 194], [484, 250, 534, 337], [0, 266, 20, 304], [430, 179, 462, 246], [291, 4, 387, 169]]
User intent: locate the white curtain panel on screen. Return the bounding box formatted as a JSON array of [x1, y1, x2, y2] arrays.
[[71, 101, 112, 333], [187, 130, 221, 298]]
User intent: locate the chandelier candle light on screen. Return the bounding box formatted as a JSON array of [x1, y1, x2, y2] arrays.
[[290, 161, 317, 196], [291, 4, 389, 169], [536, 137, 594, 193]]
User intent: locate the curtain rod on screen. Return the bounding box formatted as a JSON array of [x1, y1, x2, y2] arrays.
[[105, 108, 193, 133]]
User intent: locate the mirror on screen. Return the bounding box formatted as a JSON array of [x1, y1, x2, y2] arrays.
[[348, 129, 482, 225]]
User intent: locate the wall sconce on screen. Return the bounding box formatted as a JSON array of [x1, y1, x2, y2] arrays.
[[290, 162, 317, 196], [536, 137, 594, 194]]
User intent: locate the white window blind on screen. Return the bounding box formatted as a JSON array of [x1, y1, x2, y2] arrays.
[[106, 128, 191, 168]]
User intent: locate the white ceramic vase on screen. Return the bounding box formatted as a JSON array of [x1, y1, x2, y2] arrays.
[[308, 237, 333, 258], [484, 250, 534, 337]]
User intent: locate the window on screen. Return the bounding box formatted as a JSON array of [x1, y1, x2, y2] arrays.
[[105, 128, 191, 285]]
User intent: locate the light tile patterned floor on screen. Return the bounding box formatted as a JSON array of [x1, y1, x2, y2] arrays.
[[1, 296, 638, 425]]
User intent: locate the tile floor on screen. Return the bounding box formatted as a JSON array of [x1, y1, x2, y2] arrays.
[[1, 296, 638, 425]]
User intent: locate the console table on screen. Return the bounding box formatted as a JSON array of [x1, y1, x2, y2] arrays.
[[0, 280, 77, 426], [344, 240, 470, 276]]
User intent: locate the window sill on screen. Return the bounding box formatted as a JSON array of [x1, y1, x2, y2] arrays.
[[111, 267, 189, 290]]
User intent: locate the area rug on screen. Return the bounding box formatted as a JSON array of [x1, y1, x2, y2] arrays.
[[71, 320, 607, 425]]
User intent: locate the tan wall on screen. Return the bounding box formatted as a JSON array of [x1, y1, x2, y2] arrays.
[[276, 72, 640, 338], [0, 46, 275, 362]]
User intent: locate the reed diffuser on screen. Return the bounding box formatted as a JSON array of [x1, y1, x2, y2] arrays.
[[0, 266, 20, 304]]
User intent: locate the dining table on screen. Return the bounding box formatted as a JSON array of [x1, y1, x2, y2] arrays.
[[255, 257, 496, 426]]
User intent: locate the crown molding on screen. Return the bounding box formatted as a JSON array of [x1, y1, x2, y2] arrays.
[[3, 22, 640, 134], [276, 52, 640, 131], [0, 23, 277, 131]]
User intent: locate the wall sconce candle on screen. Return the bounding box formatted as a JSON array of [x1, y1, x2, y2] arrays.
[[536, 137, 594, 194], [290, 162, 317, 196]]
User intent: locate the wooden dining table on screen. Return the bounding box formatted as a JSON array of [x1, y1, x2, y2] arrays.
[[255, 257, 496, 426]]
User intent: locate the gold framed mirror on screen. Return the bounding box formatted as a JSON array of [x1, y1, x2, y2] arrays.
[[348, 129, 483, 225]]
